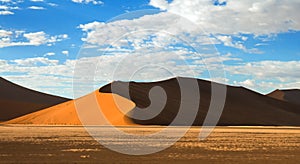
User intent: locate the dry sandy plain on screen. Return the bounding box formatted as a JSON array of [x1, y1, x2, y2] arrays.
[[0, 125, 299, 163]]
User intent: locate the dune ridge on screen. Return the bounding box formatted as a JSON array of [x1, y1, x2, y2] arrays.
[[0, 77, 69, 121], [3, 77, 300, 126], [268, 89, 300, 105], [100, 77, 300, 126]]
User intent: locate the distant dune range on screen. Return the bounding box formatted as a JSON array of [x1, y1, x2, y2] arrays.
[[267, 89, 300, 105], [100, 77, 300, 126], [2, 77, 300, 126], [0, 77, 69, 121]]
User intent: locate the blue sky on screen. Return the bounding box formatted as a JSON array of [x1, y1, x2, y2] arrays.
[[0, 0, 299, 98]]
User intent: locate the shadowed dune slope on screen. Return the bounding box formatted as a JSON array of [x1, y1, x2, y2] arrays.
[[5, 91, 136, 126], [268, 89, 300, 105], [100, 77, 300, 126], [0, 77, 70, 121]]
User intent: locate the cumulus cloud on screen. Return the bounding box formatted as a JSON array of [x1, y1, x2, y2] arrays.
[[44, 52, 55, 56], [225, 60, 300, 93], [79, 0, 300, 54], [1, 0, 298, 97], [233, 79, 300, 94], [227, 61, 300, 82], [149, 0, 300, 35], [47, 3, 57, 7], [149, 0, 168, 10], [0, 43, 238, 98], [1, 54, 298, 97], [0, 57, 75, 97], [234, 79, 256, 88], [0, 10, 13, 15], [72, 0, 104, 5], [12, 57, 59, 67], [0, 29, 68, 48], [23, 31, 47, 45], [78, 12, 219, 50], [0, 29, 12, 37], [29, 0, 57, 7], [215, 35, 262, 54], [259, 81, 300, 92], [0, 0, 21, 15], [28, 6, 45, 10], [62, 50, 69, 56], [75, 3, 300, 96], [216, 35, 245, 50], [0, 5, 9, 10]]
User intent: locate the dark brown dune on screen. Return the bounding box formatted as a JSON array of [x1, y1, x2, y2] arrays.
[[100, 77, 300, 126], [0, 77, 70, 121], [267, 89, 300, 105]]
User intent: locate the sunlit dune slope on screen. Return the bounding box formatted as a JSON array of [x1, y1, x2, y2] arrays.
[[5, 91, 136, 126], [0, 77, 69, 121]]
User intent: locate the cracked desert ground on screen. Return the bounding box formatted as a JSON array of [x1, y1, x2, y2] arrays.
[[0, 126, 299, 163]]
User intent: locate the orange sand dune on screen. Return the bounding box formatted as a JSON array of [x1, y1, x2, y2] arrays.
[[5, 91, 136, 126]]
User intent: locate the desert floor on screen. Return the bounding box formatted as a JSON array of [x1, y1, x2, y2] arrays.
[[0, 125, 299, 163]]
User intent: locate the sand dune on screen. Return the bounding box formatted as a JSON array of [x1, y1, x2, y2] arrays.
[[4, 77, 300, 126], [100, 77, 300, 126], [0, 77, 69, 121], [5, 91, 135, 126], [268, 89, 300, 105]]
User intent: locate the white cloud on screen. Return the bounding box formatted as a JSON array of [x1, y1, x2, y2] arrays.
[[0, 29, 68, 48], [208, 77, 230, 84], [0, 44, 237, 98], [79, 0, 300, 54], [62, 50, 69, 56], [149, 0, 168, 10], [226, 60, 300, 93], [23, 31, 47, 45], [207, 59, 300, 94], [1, 55, 299, 98], [44, 52, 55, 56], [0, 10, 13, 15], [0, 5, 9, 10], [28, 6, 45, 10], [259, 81, 300, 93], [47, 3, 57, 7], [78, 12, 218, 49], [1, 0, 298, 97], [0, 0, 21, 15], [0, 0, 12, 3], [12, 57, 59, 67], [227, 61, 300, 82], [232, 79, 300, 94], [241, 36, 248, 41], [216, 35, 246, 50], [0, 29, 12, 37], [29, 0, 57, 7], [47, 34, 68, 45], [72, 0, 104, 5], [0, 59, 7, 66], [149, 0, 300, 35], [215, 35, 262, 54], [234, 79, 256, 88]]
